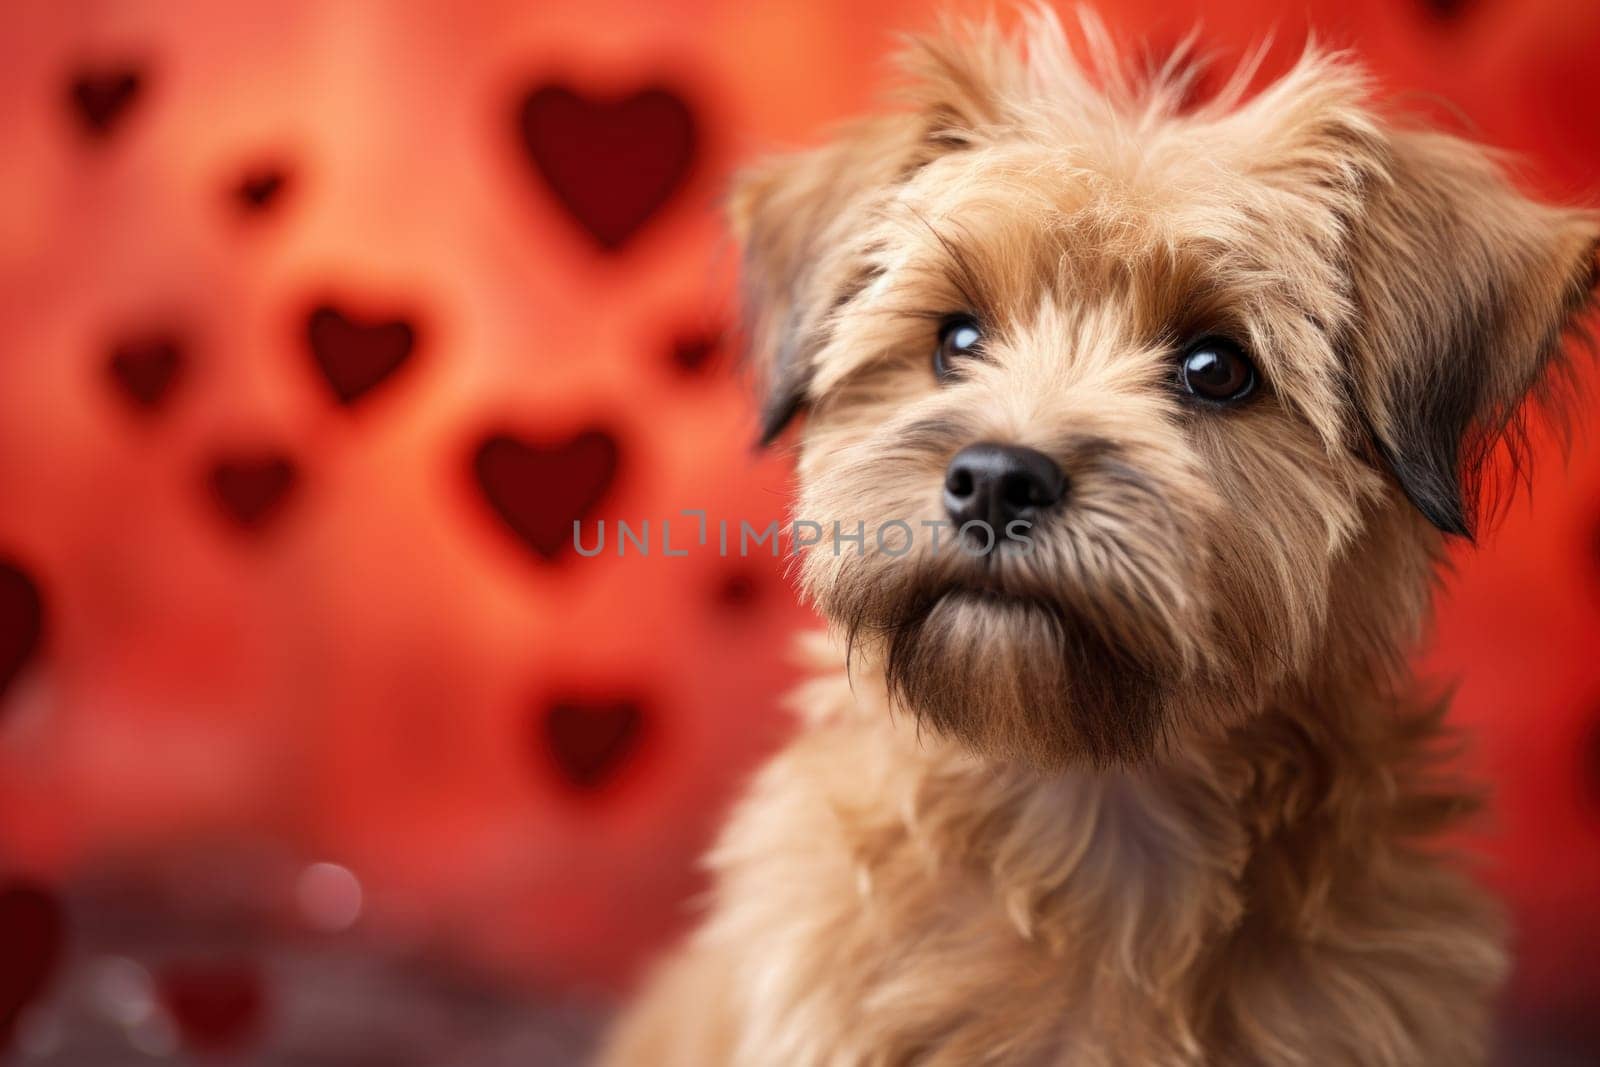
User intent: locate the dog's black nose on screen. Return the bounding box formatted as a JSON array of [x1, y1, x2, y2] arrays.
[[943, 442, 1065, 536]]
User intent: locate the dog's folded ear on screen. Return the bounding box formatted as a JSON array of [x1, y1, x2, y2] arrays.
[[729, 117, 919, 446], [730, 30, 1014, 446], [1345, 129, 1599, 539]]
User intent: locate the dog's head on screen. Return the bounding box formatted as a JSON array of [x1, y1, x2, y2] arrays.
[[733, 13, 1597, 768]]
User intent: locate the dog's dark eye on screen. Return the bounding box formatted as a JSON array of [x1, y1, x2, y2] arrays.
[[1178, 339, 1256, 403], [933, 316, 983, 380]]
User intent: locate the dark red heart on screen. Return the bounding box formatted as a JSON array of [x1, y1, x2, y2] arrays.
[[107, 335, 183, 412], [306, 305, 417, 406], [671, 331, 723, 375], [473, 429, 619, 560], [234, 166, 289, 213], [715, 571, 761, 611], [0, 560, 44, 709], [540, 699, 644, 790], [516, 85, 696, 251], [67, 66, 143, 138], [156, 961, 266, 1056], [0, 882, 65, 1050], [207, 453, 298, 531]]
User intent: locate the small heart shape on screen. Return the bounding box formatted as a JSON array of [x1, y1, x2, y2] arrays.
[[206, 452, 298, 531], [156, 961, 266, 1056], [0, 882, 65, 1049], [473, 429, 619, 560], [234, 166, 290, 213], [516, 85, 696, 250], [67, 65, 143, 138], [715, 570, 761, 611], [0, 560, 44, 709], [670, 330, 722, 375], [107, 335, 183, 412], [306, 304, 417, 406], [540, 699, 644, 790]]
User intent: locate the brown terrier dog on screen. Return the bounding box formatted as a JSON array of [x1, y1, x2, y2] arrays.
[[604, 11, 1597, 1066]]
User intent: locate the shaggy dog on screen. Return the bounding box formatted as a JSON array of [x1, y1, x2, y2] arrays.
[[604, 11, 1598, 1065]]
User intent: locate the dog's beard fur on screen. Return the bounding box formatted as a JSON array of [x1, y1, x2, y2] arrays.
[[885, 591, 1170, 767]]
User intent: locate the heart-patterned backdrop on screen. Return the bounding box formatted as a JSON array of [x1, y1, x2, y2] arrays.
[[1, 1, 1598, 1063]]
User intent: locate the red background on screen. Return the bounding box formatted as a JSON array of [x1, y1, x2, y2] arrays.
[[1, 0, 1598, 1061]]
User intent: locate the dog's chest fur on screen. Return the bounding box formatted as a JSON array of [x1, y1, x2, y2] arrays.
[[618, 650, 1505, 1067]]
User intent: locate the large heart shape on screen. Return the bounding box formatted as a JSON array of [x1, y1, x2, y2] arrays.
[[107, 335, 183, 413], [472, 429, 619, 560], [539, 699, 644, 790], [306, 304, 417, 406], [156, 961, 266, 1055], [68, 65, 143, 138], [206, 453, 298, 531], [0, 560, 44, 708], [516, 85, 696, 251], [0, 882, 65, 1050]]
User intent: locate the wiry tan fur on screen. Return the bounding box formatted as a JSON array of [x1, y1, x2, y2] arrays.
[[603, 9, 1598, 1066]]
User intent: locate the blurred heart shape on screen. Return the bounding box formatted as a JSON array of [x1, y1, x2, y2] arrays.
[[516, 84, 696, 250], [206, 452, 298, 531], [715, 570, 761, 611], [107, 335, 183, 413], [67, 65, 143, 138], [541, 699, 644, 790], [306, 304, 417, 406], [670, 330, 722, 375], [156, 960, 267, 1056], [0, 882, 65, 1049], [0, 560, 44, 709], [472, 428, 618, 560], [234, 165, 289, 213]]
